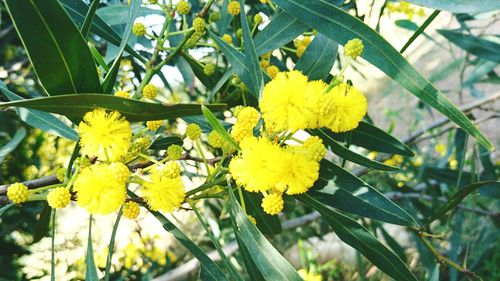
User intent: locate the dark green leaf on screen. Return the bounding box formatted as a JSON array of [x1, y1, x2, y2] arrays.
[[430, 264, 440, 281], [425, 180, 500, 225], [405, 0, 500, 13], [150, 136, 183, 150], [96, 5, 163, 25], [299, 194, 418, 281], [33, 204, 52, 244], [242, 192, 282, 235], [0, 83, 78, 141], [181, 53, 221, 89], [0, 94, 225, 122], [438, 29, 500, 63], [311, 129, 399, 171], [81, 0, 100, 38], [0, 128, 26, 163], [310, 160, 418, 226], [85, 217, 99, 281], [254, 10, 309, 56], [273, 0, 494, 151], [235, 235, 265, 281], [400, 11, 440, 54], [201, 105, 240, 150], [0, 204, 14, 217], [5, 0, 101, 95], [295, 34, 338, 80], [183, 115, 232, 133], [320, 121, 414, 156], [377, 222, 407, 262], [228, 188, 303, 281]]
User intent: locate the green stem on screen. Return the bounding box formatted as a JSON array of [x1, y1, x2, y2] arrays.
[[195, 140, 211, 177], [50, 209, 56, 281], [455, 133, 469, 189], [186, 177, 226, 197], [31, 183, 65, 194], [236, 184, 246, 213], [104, 207, 123, 281]]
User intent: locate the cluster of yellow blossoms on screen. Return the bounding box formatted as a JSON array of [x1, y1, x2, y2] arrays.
[[386, 1, 425, 19]]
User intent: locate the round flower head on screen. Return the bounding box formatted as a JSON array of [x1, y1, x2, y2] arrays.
[[185, 123, 202, 140], [192, 17, 205, 34], [275, 151, 319, 195], [227, 1, 240, 16], [204, 64, 216, 76], [229, 137, 286, 192], [47, 187, 71, 209], [261, 192, 284, 215], [344, 38, 364, 59], [142, 170, 185, 212], [132, 22, 146, 37], [209, 12, 221, 22], [110, 162, 131, 184], [7, 183, 29, 204], [162, 161, 181, 179], [176, 0, 191, 15], [236, 28, 243, 38], [260, 71, 316, 132], [207, 130, 225, 148], [303, 80, 328, 128], [122, 201, 140, 219], [254, 14, 263, 25], [143, 84, 158, 99], [318, 83, 367, 133], [74, 164, 126, 215], [167, 144, 183, 160], [78, 108, 132, 162], [146, 120, 163, 131], [302, 136, 326, 162], [222, 34, 233, 44], [265, 65, 279, 79], [114, 90, 130, 98]]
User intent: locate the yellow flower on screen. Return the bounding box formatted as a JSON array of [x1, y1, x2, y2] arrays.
[[114, 90, 130, 98], [146, 120, 163, 131], [204, 63, 216, 76], [230, 106, 259, 143], [435, 143, 447, 157], [344, 38, 364, 59], [208, 130, 225, 148], [298, 269, 322, 281], [143, 84, 158, 99], [318, 83, 367, 133], [185, 123, 202, 140], [265, 65, 279, 79], [109, 162, 131, 184], [227, 1, 240, 16], [302, 136, 326, 162], [296, 45, 306, 58], [261, 192, 284, 215], [247, 215, 257, 225], [276, 151, 319, 195], [229, 137, 285, 192], [7, 182, 29, 204], [176, 0, 191, 14], [132, 22, 146, 37], [162, 161, 181, 178], [253, 13, 263, 25], [122, 201, 140, 219], [142, 170, 185, 212], [74, 164, 126, 214], [260, 71, 316, 132], [167, 144, 183, 160], [222, 34, 233, 44], [192, 17, 205, 33], [78, 109, 132, 162], [449, 158, 458, 170], [47, 187, 71, 209]]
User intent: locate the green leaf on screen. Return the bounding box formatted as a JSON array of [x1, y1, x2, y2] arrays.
[[0, 128, 27, 164], [235, 235, 266, 281], [0, 204, 14, 217], [430, 264, 440, 281], [227, 188, 303, 281], [80, 0, 100, 38], [310, 160, 418, 226], [405, 0, 500, 13], [60, 0, 145, 63], [238, 0, 264, 96], [183, 115, 232, 133], [323, 121, 414, 156], [400, 11, 440, 54], [0, 83, 78, 141], [96, 5, 164, 26], [5, 0, 101, 95], [150, 136, 183, 150], [254, 10, 309, 56], [425, 180, 500, 225], [0, 94, 225, 122], [299, 194, 418, 281], [242, 192, 282, 235], [85, 217, 99, 281], [295, 34, 338, 80], [148, 209, 228, 280], [181, 53, 221, 89], [33, 203, 52, 244], [209, 31, 261, 98], [103, 0, 142, 94], [438, 29, 500, 63], [311, 129, 399, 171], [201, 105, 240, 150], [272, 0, 494, 151]]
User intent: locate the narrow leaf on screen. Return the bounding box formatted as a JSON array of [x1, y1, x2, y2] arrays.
[[405, 0, 500, 13], [150, 136, 183, 150], [201, 105, 240, 150], [33, 203, 52, 244], [295, 34, 338, 80], [5, 0, 101, 95], [85, 217, 99, 281], [400, 10, 440, 54], [273, 0, 494, 151], [0, 128, 27, 163], [438, 29, 500, 63], [80, 0, 100, 38]]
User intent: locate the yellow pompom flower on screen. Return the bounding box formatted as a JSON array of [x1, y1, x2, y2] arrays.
[[229, 137, 285, 192], [176, 0, 191, 14], [78, 109, 132, 162], [162, 161, 181, 178], [204, 63, 216, 76], [142, 170, 185, 212], [303, 136, 326, 162], [122, 201, 140, 219], [227, 1, 240, 16], [318, 83, 367, 133], [132, 22, 146, 37], [276, 152, 319, 195], [114, 90, 130, 98], [143, 84, 158, 99], [192, 17, 205, 34], [74, 164, 126, 214], [109, 162, 130, 184], [265, 65, 279, 79], [167, 144, 183, 160], [344, 38, 364, 59], [185, 123, 202, 140], [47, 187, 71, 209], [146, 120, 163, 131], [260, 60, 270, 69], [230, 106, 259, 142], [260, 71, 316, 132], [7, 183, 29, 204], [254, 13, 263, 25], [261, 192, 284, 215], [208, 130, 225, 148], [222, 34, 233, 44], [296, 45, 307, 58]]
